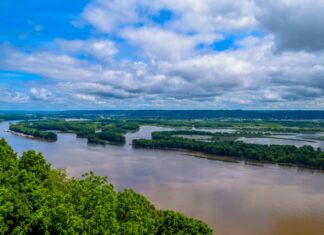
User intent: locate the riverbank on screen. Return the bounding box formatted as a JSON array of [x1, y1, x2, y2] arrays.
[[5, 129, 37, 139], [133, 131, 324, 170], [1, 121, 324, 235]]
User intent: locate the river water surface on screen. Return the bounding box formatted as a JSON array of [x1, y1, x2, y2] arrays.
[[1, 121, 324, 235]]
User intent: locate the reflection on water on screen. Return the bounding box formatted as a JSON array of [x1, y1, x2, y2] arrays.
[[1, 121, 324, 235]]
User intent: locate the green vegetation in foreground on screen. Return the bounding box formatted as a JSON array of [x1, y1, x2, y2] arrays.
[[133, 131, 324, 169], [0, 139, 212, 234], [9, 120, 141, 145]]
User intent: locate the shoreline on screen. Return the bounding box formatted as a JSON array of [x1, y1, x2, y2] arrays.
[[133, 145, 324, 172], [5, 129, 35, 139], [4, 130, 55, 142]]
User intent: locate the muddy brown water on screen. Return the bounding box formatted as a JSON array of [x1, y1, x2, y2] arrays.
[[1, 121, 324, 235]]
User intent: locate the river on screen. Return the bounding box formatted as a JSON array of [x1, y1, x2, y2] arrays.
[[1, 121, 324, 235]]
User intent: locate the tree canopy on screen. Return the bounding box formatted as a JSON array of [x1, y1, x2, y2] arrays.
[[0, 139, 212, 235], [134, 131, 324, 169]]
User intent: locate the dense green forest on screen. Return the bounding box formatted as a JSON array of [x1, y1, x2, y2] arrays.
[[133, 131, 324, 169], [55, 110, 324, 120], [3, 111, 324, 134], [0, 114, 39, 121], [8, 117, 324, 140], [6, 119, 324, 169], [9, 122, 57, 141], [0, 139, 212, 234], [2, 110, 320, 120], [8, 120, 140, 145], [108, 118, 324, 133], [154, 130, 267, 142], [1, 110, 324, 122]]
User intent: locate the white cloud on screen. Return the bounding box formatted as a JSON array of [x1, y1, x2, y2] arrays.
[[30, 88, 52, 100], [0, 45, 97, 81], [81, 0, 138, 32], [56, 39, 118, 62], [1, 34, 324, 109], [0, 89, 28, 103], [121, 27, 221, 61], [158, 0, 257, 33], [1, 0, 324, 109], [82, 0, 257, 34], [81, 0, 324, 52]]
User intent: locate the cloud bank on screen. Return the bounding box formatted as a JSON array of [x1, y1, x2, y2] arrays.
[[0, 0, 323, 109]]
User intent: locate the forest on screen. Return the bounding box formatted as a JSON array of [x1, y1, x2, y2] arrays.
[[9, 122, 58, 141], [8, 117, 324, 142], [8, 120, 140, 145], [54, 110, 324, 120], [133, 131, 324, 169], [0, 139, 212, 234], [6, 118, 324, 169]]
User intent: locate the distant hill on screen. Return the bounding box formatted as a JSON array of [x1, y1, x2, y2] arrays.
[[1, 110, 323, 120], [57, 110, 324, 120]]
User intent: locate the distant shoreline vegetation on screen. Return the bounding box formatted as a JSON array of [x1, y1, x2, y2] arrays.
[[8, 120, 139, 145], [1, 110, 324, 121], [5, 118, 324, 170], [133, 130, 324, 170], [41, 110, 324, 120], [9, 122, 57, 141], [0, 139, 213, 234]]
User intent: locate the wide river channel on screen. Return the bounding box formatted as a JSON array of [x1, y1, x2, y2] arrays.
[[1, 121, 324, 235]]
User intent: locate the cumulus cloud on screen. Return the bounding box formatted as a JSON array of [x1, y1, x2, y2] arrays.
[[157, 0, 257, 33], [0, 89, 28, 103], [30, 88, 52, 100], [56, 39, 118, 62], [1, 0, 324, 109], [81, 0, 139, 32], [121, 27, 221, 61], [256, 0, 324, 52], [0, 45, 97, 81], [82, 0, 257, 34], [2, 33, 323, 109], [82, 0, 324, 53]]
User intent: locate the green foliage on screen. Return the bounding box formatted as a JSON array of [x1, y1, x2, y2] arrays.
[[118, 122, 140, 132], [9, 123, 57, 141], [158, 211, 213, 235], [134, 131, 324, 169], [98, 118, 324, 133], [11, 120, 129, 145], [0, 140, 213, 235], [117, 189, 160, 234], [19, 151, 51, 181], [153, 130, 265, 142], [98, 127, 126, 144]]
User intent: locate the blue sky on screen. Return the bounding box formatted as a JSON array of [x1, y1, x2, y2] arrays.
[[0, 0, 323, 110]]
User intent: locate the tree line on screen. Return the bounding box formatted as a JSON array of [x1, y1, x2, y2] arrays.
[[9, 123, 57, 141], [8, 120, 138, 145], [0, 139, 212, 234], [134, 131, 324, 169]]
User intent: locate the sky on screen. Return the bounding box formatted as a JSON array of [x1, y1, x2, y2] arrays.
[[0, 0, 324, 110]]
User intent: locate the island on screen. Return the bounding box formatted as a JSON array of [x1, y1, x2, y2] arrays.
[[7, 117, 324, 170]]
